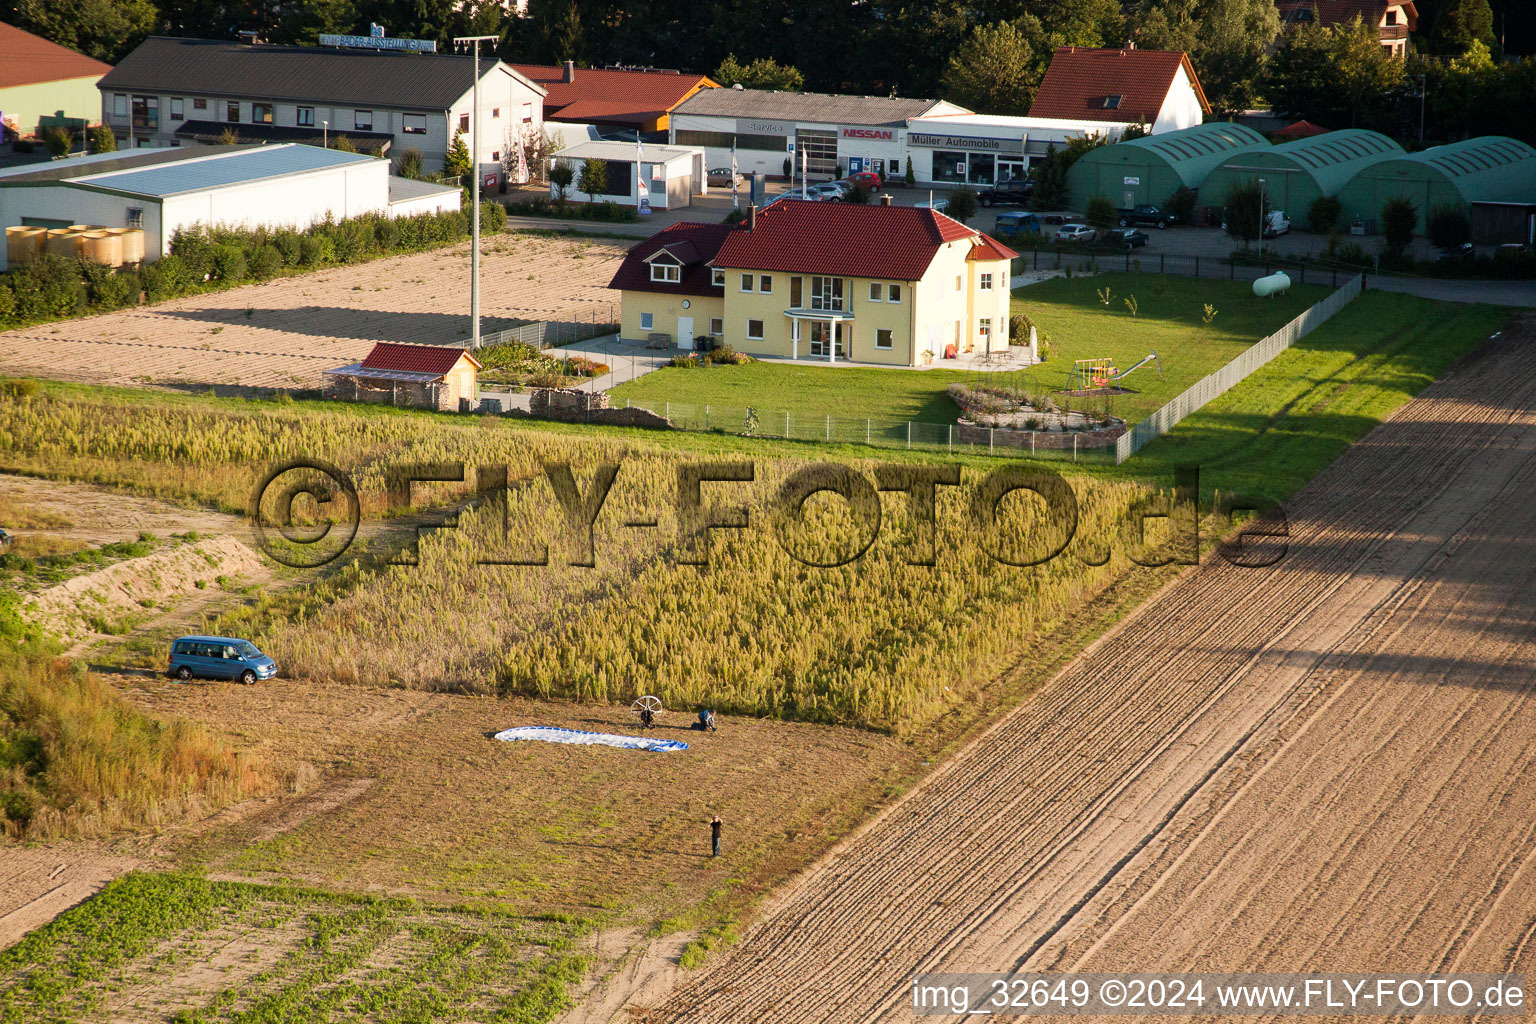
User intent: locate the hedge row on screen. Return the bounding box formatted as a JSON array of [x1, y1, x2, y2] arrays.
[[0, 202, 507, 328]]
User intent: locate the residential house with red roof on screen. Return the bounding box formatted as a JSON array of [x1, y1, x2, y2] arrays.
[[324, 342, 481, 411], [1030, 47, 1210, 129], [609, 198, 1018, 367], [511, 61, 717, 134], [0, 21, 111, 140], [1275, 1, 1418, 55]]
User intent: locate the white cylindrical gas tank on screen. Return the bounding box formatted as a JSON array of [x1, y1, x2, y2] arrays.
[[1252, 271, 1291, 297]]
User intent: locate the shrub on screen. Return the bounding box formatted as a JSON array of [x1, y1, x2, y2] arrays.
[[1309, 195, 1342, 234], [9, 254, 87, 320], [1166, 185, 1197, 225], [248, 245, 282, 280], [1426, 204, 1472, 250], [477, 200, 507, 233], [844, 183, 871, 204], [396, 147, 424, 180], [668, 354, 699, 368], [209, 244, 247, 283], [373, 218, 400, 251], [42, 126, 72, 157], [946, 187, 979, 224], [90, 269, 139, 309], [1008, 312, 1033, 345], [299, 235, 332, 266], [269, 229, 302, 266], [141, 254, 192, 301], [1222, 180, 1267, 244], [0, 378, 39, 400], [11, 140, 34, 154], [0, 282, 14, 323], [89, 124, 116, 154], [1380, 196, 1418, 257], [1086, 196, 1117, 229], [1333, 242, 1371, 267], [169, 228, 215, 279]]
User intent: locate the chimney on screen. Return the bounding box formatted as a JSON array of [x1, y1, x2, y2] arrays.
[[747, 204, 757, 231], [1127, 40, 1136, 50], [563, 60, 576, 83], [879, 193, 893, 206]]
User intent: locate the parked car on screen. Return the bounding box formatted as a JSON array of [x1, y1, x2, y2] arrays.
[[1037, 211, 1083, 228], [765, 187, 815, 207], [980, 178, 1035, 207], [168, 635, 277, 684], [1436, 242, 1476, 262], [1222, 210, 1291, 239], [993, 211, 1042, 239], [806, 181, 850, 201], [842, 170, 882, 190], [1056, 223, 1096, 243], [1116, 204, 1174, 229], [707, 167, 744, 189], [1113, 228, 1149, 249], [916, 197, 950, 213]]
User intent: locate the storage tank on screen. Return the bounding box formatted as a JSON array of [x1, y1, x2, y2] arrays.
[[6, 226, 47, 265], [113, 227, 146, 264], [1252, 271, 1291, 297], [81, 230, 124, 267], [46, 228, 85, 258]]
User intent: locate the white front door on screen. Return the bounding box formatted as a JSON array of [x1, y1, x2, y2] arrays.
[[676, 315, 693, 349]]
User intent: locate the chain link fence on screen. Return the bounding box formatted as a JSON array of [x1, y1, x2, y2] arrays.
[[464, 304, 619, 351], [1010, 248, 1371, 291]]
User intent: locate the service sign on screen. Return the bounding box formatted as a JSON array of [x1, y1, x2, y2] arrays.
[[737, 119, 790, 135]]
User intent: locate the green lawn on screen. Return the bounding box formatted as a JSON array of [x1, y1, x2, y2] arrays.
[[606, 273, 1329, 431]]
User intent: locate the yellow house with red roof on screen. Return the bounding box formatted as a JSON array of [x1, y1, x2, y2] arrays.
[[608, 199, 1017, 368]]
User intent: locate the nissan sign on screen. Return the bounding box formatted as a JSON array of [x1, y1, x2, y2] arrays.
[[841, 128, 894, 140]]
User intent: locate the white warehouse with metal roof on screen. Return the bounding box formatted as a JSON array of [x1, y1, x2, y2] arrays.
[[0, 144, 460, 269]]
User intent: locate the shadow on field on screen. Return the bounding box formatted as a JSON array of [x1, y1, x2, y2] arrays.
[[160, 306, 533, 344]]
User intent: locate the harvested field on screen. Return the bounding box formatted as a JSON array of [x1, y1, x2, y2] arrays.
[[0, 233, 626, 392], [638, 317, 1536, 1021]]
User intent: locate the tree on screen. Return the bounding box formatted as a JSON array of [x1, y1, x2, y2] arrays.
[[43, 127, 73, 158], [941, 21, 1044, 116], [549, 160, 574, 206], [1265, 21, 1340, 125], [1380, 196, 1419, 257], [713, 54, 805, 91], [1029, 133, 1107, 210], [1426, 204, 1472, 249], [577, 158, 610, 202], [396, 148, 425, 180], [445, 130, 472, 178], [1222, 179, 1270, 245], [524, 0, 583, 61], [89, 124, 116, 154], [1309, 195, 1343, 234], [946, 188, 979, 224], [1086, 196, 1117, 229], [13, 0, 157, 62], [1166, 185, 1198, 224], [1133, 0, 1281, 115], [1332, 15, 1403, 128], [1433, 0, 1497, 54]]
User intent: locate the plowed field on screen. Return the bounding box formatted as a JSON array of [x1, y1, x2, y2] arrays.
[[640, 319, 1536, 1021]]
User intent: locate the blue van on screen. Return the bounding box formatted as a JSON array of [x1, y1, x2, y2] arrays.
[[993, 211, 1042, 240], [168, 635, 276, 684]]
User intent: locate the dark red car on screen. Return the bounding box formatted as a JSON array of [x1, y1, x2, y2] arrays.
[[842, 170, 882, 190]]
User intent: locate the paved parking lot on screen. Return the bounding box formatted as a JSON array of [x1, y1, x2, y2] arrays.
[[0, 232, 630, 392]]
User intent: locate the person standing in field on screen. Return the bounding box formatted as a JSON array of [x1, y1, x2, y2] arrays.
[[710, 816, 723, 858]]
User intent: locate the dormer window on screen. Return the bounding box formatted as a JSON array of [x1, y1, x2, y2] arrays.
[[1384, 9, 1398, 25], [650, 262, 681, 283], [1103, 95, 1123, 110], [711, 267, 725, 287]]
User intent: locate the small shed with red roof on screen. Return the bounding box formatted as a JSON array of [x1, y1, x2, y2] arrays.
[[324, 342, 481, 412], [511, 61, 717, 134]]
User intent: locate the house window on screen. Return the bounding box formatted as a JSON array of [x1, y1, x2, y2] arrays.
[[710, 317, 723, 335], [869, 282, 883, 302], [810, 276, 843, 311], [403, 113, 426, 134], [876, 329, 893, 350], [979, 317, 992, 342], [126, 207, 144, 228], [131, 95, 158, 131], [747, 319, 764, 340], [170, 98, 184, 121], [640, 312, 654, 330], [113, 94, 127, 118], [758, 275, 772, 293], [522, 102, 533, 122], [297, 106, 315, 127], [492, 107, 501, 118], [354, 110, 372, 131], [458, 113, 470, 133], [711, 268, 725, 287], [226, 101, 240, 122], [1384, 10, 1398, 24], [790, 276, 803, 307], [740, 273, 753, 292], [887, 283, 902, 302], [491, 150, 500, 162], [955, 275, 963, 291], [253, 103, 273, 125], [1103, 94, 1123, 110], [980, 273, 993, 291], [192, 97, 207, 111], [650, 263, 681, 283]]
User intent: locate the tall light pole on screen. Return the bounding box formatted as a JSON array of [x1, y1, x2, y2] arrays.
[[455, 34, 498, 350], [322, 120, 328, 148], [1257, 177, 1265, 252]]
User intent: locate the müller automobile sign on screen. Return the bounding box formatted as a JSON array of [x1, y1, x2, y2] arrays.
[[907, 133, 1009, 152], [319, 23, 437, 52]]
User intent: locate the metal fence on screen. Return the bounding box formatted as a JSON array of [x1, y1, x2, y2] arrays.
[[1113, 274, 1363, 464], [611, 398, 1120, 463], [1010, 248, 1372, 291], [465, 304, 619, 351]]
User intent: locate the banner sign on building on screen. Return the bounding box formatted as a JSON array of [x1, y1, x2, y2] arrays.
[[907, 133, 1021, 155], [841, 128, 894, 140], [320, 23, 437, 53], [738, 119, 790, 135], [1123, 176, 1141, 185]]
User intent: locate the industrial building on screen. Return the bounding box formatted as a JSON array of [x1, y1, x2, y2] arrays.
[[904, 113, 1138, 186], [1337, 136, 1536, 234], [0, 144, 459, 269], [98, 36, 545, 187], [0, 22, 111, 141], [1066, 121, 1270, 212], [1199, 129, 1404, 230]]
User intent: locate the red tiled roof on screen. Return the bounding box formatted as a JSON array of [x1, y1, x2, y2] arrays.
[[1274, 119, 1331, 138], [967, 233, 1019, 262], [608, 221, 733, 297], [511, 64, 716, 126], [713, 200, 985, 281], [0, 21, 111, 90], [1275, 1, 1417, 30], [1029, 47, 1209, 124], [360, 343, 478, 376]]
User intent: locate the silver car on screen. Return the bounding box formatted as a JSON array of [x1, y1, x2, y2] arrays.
[[806, 182, 849, 201], [707, 167, 744, 188]]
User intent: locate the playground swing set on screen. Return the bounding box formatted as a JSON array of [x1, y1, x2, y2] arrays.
[[1071, 352, 1163, 392]]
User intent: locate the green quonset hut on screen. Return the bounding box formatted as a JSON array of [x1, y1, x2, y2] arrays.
[[1199, 129, 1404, 230], [1338, 136, 1536, 233], [1066, 122, 1269, 212]]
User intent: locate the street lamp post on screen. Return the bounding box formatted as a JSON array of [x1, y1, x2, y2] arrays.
[[454, 34, 499, 351], [322, 120, 328, 148], [1257, 177, 1266, 253]]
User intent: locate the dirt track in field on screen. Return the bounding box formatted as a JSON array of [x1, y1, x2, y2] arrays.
[[637, 317, 1536, 1022], [0, 233, 626, 392]]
